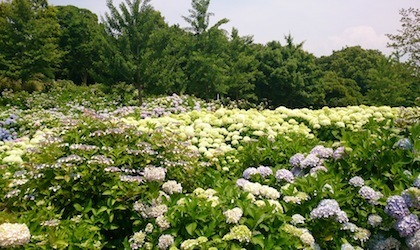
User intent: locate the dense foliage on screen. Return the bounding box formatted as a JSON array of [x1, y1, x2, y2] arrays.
[[0, 83, 419, 249], [0, 0, 418, 107]]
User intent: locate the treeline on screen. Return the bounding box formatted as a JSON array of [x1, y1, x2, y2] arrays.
[[0, 0, 418, 107]]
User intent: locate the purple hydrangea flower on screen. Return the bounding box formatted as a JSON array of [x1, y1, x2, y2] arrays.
[[394, 214, 420, 237], [358, 186, 383, 205], [406, 229, 420, 250], [242, 167, 258, 179], [385, 196, 410, 219], [300, 154, 320, 169], [310, 145, 333, 159], [257, 166, 273, 178], [289, 153, 305, 168], [275, 169, 294, 183], [310, 199, 348, 223], [349, 176, 365, 187], [333, 147, 345, 160]]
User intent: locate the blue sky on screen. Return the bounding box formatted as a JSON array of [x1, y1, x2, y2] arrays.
[[49, 0, 420, 56]]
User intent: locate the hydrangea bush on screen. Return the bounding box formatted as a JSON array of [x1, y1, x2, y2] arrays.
[[0, 84, 418, 249]]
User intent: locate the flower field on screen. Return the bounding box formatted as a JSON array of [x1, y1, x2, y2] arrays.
[[0, 84, 419, 249]]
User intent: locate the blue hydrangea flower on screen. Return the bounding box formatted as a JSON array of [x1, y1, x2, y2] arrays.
[[394, 214, 420, 237], [358, 186, 383, 205], [385, 196, 410, 219], [256, 166, 273, 178], [310, 199, 348, 223], [300, 154, 320, 169], [275, 169, 294, 183], [395, 138, 413, 150], [310, 145, 333, 159], [242, 167, 258, 179], [289, 153, 305, 168]]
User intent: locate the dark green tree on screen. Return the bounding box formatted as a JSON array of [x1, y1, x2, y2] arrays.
[[225, 28, 258, 101], [319, 71, 362, 107], [55, 5, 103, 84], [255, 35, 323, 108], [102, 0, 166, 105], [0, 0, 61, 86], [317, 46, 384, 96]]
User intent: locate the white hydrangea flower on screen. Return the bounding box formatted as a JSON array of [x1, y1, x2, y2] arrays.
[[223, 207, 243, 224], [0, 223, 31, 248], [162, 180, 182, 195], [144, 166, 166, 182]]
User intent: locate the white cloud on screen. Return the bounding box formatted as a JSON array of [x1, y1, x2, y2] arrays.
[[325, 25, 391, 54]]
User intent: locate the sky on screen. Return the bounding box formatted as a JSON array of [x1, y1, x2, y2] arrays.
[[49, 0, 420, 57]]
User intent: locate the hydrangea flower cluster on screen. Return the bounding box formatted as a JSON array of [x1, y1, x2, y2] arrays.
[[406, 229, 420, 250], [143, 166, 166, 182], [349, 176, 365, 187], [158, 234, 174, 250], [180, 236, 208, 250], [238, 180, 280, 200], [310, 199, 349, 223], [242, 167, 258, 179], [275, 169, 294, 183], [367, 214, 383, 227], [129, 231, 146, 250], [385, 196, 410, 219], [256, 165, 273, 178], [395, 138, 413, 150], [358, 186, 383, 205], [282, 224, 318, 248], [394, 214, 420, 237], [222, 225, 252, 243], [0, 223, 31, 248], [162, 180, 182, 195], [368, 235, 401, 250], [223, 207, 243, 224]]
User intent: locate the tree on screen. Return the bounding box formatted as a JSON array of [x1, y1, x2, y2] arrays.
[[183, 0, 230, 99], [387, 8, 420, 75], [255, 35, 323, 108], [55, 5, 103, 84], [319, 71, 362, 107], [103, 0, 166, 105], [225, 28, 258, 101], [0, 0, 61, 86]]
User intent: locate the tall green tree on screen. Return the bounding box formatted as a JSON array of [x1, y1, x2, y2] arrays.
[[103, 0, 166, 105], [387, 8, 419, 76], [55, 5, 103, 84], [225, 28, 258, 101], [0, 0, 61, 85], [183, 0, 230, 99], [255, 36, 323, 108]]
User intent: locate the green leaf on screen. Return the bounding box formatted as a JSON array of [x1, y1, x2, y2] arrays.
[[73, 203, 83, 212], [186, 222, 197, 236], [251, 234, 265, 248]]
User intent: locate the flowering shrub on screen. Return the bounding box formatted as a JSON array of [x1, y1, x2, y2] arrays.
[[0, 86, 419, 249]]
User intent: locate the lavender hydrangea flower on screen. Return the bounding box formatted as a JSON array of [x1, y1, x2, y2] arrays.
[[394, 214, 420, 237], [300, 154, 320, 169], [349, 176, 365, 187], [358, 186, 383, 205], [385, 196, 410, 219], [406, 229, 420, 250], [242, 167, 258, 179], [310, 145, 333, 159], [333, 146, 345, 160], [275, 169, 294, 183], [310, 165, 328, 174], [310, 199, 348, 223], [256, 166, 273, 178], [289, 153, 305, 168]]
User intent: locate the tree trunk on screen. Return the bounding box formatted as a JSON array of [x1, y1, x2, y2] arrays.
[[136, 82, 143, 106]]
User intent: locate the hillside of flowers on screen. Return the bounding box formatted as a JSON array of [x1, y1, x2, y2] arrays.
[[0, 82, 419, 249]]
